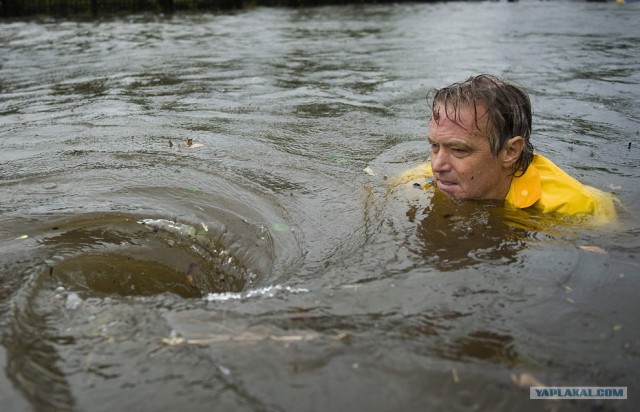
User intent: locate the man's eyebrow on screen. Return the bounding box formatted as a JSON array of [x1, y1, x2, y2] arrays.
[[428, 138, 473, 149]]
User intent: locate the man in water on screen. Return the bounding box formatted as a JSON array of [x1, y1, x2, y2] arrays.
[[403, 74, 616, 223]]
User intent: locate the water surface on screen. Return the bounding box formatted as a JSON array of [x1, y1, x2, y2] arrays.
[[1, 2, 639, 411]]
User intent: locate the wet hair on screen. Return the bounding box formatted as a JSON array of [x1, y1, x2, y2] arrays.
[[429, 74, 534, 176]]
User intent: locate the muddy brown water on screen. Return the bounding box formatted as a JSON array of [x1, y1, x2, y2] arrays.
[[1, 2, 639, 411]]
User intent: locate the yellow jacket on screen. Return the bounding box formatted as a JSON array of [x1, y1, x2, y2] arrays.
[[398, 154, 617, 224], [505, 154, 616, 222]]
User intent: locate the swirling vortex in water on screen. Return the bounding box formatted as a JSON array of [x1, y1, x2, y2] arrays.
[[7, 210, 297, 302], [46, 215, 258, 298]]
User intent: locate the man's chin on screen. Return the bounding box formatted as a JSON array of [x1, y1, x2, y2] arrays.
[[436, 181, 462, 199]]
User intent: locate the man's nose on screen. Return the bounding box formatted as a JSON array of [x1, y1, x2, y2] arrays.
[[431, 149, 451, 172]]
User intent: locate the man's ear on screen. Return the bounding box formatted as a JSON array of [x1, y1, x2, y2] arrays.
[[502, 136, 525, 168]]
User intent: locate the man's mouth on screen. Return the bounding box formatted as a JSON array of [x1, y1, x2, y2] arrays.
[[435, 178, 458, 192]]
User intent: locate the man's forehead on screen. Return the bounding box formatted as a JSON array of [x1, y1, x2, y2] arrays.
[[430, 102, 489, 134]]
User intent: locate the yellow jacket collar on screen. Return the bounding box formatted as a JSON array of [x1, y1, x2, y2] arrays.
[[505, 162, 542, 209]]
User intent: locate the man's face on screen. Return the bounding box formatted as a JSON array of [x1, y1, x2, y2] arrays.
[[428, 104, 512, 200]]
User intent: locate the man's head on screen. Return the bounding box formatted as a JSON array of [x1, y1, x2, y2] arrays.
[[427, 74, 534, 200]]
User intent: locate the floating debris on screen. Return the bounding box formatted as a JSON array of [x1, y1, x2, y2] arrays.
[[273, 223, 289, 232], [169, 139, 173, 148], [15, 234, 28, 240], [363, 166, 376, 176], [578, 245, 607, 254], [138, 218, 197, 237], [161, 330, 348, 346], [511, 372, 544, 388], [182, 137, 204, 148], [161, 336, 185, 346]]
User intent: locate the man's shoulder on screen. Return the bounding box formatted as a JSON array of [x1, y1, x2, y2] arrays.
[[520, 154, 617, 222], [395, 163, 433, 185]]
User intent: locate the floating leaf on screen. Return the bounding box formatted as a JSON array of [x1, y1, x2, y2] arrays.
[[363, 166, 376, 176], [15, 234, 28, 240], [161, 336, 186, 346]]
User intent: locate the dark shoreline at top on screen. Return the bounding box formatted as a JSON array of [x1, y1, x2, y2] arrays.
[[1, 0, 540, 20]]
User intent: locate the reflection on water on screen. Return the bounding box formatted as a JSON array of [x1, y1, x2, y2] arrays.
[[1, 2, 639, 411]]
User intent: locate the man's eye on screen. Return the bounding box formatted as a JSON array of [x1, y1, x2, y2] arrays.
[[452, 148, 468, 155]]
